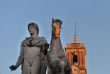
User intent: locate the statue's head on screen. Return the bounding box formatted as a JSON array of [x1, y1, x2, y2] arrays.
[[28, 22, 39, 35], [52, 18, 62, 39]]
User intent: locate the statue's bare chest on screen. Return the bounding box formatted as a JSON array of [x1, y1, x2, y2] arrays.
[[24, 47, 41, 59]]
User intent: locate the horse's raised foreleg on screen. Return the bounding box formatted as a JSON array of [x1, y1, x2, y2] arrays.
[[64, 60, 72, 74], [59, 60, 65, 74]]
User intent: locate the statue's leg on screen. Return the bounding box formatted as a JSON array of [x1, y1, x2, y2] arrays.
[[22, 60, 31, 74], [30, 57, 40, 74], [40, 59, 47, 74]]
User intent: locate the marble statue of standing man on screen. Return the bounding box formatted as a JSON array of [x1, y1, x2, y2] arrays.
[[10, 22, 49, 74]]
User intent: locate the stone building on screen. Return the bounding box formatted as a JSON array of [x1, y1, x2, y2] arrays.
[[65, 32, 87, 74]]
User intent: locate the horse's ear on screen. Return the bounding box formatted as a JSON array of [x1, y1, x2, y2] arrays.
[[52, 18, 55, 24]]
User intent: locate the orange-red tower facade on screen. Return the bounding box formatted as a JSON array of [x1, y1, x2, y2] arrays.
[[65, 33, 87, 74]]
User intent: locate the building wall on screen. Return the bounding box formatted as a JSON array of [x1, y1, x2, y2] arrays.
[[65, 43, 87, 74]]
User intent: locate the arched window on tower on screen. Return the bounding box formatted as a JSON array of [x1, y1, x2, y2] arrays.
[[73, 55, 78, 65]]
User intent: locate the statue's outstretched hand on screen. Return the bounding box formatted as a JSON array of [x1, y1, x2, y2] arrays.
[[9, 65, 17, 71]]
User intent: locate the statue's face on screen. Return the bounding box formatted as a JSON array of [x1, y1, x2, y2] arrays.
[[28, 25, 37, 35], [52, 22, 61, 39]]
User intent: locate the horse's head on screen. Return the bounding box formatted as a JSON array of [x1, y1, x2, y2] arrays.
[[52, 18, 62, 39]]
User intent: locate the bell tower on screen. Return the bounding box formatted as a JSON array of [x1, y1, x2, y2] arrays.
[[65, 24, 87, 74]]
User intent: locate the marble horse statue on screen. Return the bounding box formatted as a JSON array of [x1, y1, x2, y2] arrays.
[[47, 18, 72, 74]]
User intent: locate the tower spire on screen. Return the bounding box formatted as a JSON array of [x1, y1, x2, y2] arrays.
[[74, 21, 78, 43]]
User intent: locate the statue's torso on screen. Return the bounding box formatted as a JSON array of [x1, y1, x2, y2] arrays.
[[21, 36, 47, 65], [24, 46, 41, 61], [23, 46, 41, 66]]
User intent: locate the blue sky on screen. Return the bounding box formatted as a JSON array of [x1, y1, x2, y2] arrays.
[[0, 0, 110, 74]]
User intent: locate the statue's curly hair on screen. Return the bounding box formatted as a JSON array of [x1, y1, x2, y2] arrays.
[[28, 22, 39, 34]]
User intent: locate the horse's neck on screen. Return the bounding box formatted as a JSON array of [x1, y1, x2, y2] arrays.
[[49, 36, 65, 58], [50, 36, 63, 49]]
